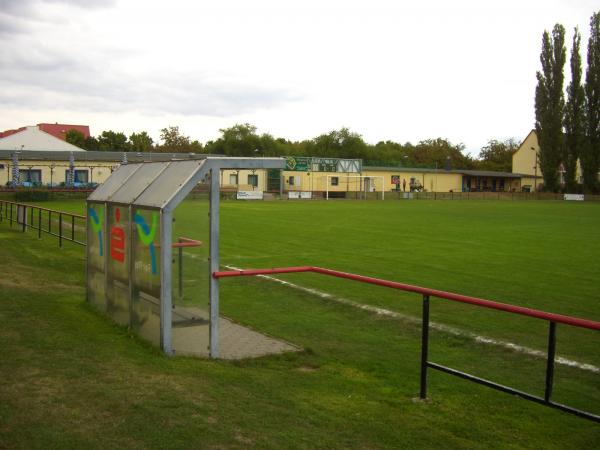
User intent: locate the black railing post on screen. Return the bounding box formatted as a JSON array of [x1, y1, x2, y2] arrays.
[[22, 206, 26, 232], [48, 210, 51, 234], [71, 215, 75, 241], [30, 206, 33, 231], [59, 212, 62, 247], [420, 294, 430, 399], [545, 321, 557, 402], [10, 203, 13, 227], [38, 208, 42, 238]]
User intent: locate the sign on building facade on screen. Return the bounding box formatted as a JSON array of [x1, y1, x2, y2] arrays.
[[285, 156, 362, 173]]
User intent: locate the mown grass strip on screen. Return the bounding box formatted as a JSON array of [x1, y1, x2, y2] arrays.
[[1, 218, 600, 448]]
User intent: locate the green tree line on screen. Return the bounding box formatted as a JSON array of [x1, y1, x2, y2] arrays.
[[66, 127, 203, 154], [67, 123, 518, 172]]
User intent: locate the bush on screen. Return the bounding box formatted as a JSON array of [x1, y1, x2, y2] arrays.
[[14, 190, 51, 202]]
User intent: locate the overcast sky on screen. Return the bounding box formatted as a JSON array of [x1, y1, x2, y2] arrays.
[[0, 0, 597, 154]]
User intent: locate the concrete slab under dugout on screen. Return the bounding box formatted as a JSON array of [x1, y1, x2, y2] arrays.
[[171, 306, 300, 359]]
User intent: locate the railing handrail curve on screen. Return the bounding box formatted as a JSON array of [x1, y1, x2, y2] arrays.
[[213, 266, 600, 331]]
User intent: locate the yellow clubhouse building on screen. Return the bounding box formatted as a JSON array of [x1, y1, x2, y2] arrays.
[[1, 149, 525, 196], [5, 129, 588, 197]]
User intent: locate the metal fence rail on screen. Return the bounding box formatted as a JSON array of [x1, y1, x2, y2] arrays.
[[0, 200, 86, 246], [0, 199, 202, 300], [213, 265, 600, 423], [384, 191, 600, 201]]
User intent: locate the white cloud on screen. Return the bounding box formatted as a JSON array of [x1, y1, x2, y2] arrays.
[[0, 0, 596, 152]]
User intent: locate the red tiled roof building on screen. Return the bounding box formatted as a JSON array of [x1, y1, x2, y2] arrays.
[[0, 123, 90, 140], [37, 123, 90, 140], [0, 127, 26, 139]]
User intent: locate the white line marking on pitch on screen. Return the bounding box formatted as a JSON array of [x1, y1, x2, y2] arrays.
[[191, 255, 600, 374]]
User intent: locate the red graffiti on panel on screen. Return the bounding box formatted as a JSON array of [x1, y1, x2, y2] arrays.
[[110, 207, 125, 263]]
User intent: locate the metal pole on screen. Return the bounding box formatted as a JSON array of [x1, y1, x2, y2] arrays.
[[160, 210, 173, 355], [59, 212, 62, 247], [102, 202, 109, 313], [544, 322, 557, 402], [420, 294, 430, 399], [209, 167, 220, 358], [22, 206, 26, 232], [48, 210, 51, 234], [30, 206, 33, 231], [71, 215, 75, 241], [127, 205, 135, 327], [10, 203, 13, 227], [38, 208, 41, 238]]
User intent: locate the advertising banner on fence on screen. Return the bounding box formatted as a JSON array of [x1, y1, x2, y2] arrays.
[[564, 194, 584, 201], [237, 190, 264, 200], [288, 191, 312, 199]]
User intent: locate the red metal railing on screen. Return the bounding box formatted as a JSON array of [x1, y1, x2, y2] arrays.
[[172, 237, 203, 248], [214, 265, 600, 422], [214, 266, 600, 331]]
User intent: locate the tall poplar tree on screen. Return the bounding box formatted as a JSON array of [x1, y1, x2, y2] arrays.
[[583, 12, 600, 192], [535, 24, 566, 192], [564, 27, 586, 191]]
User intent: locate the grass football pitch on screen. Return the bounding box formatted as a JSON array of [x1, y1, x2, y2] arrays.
[[1, 198, 599, 448]]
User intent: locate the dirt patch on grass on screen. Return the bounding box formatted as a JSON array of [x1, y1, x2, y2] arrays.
[[0, 278, 27, 289], [0, 263, 82, 294], [234, 428, 254, 445]]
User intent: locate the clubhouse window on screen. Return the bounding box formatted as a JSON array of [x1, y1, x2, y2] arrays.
[[19, 169, 42, 184], [64, 169, 89, 184]]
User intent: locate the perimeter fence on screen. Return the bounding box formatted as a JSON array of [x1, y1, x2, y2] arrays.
[[384, 191, 600, 201], [0, 200, 86, 246], [0, 200, 201, 300]]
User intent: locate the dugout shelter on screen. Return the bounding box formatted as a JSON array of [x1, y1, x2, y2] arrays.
[[86, 157, 285, 358]]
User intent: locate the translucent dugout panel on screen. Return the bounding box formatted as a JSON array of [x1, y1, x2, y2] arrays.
[[87, 201, 106, 311], [106, 204, 131, 326], [135, 160, 205, 209], [170, 190, 210, 356], [87, 164, 140, 202], [110, 162, 170, 205], [131, 207, 162, 346]]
